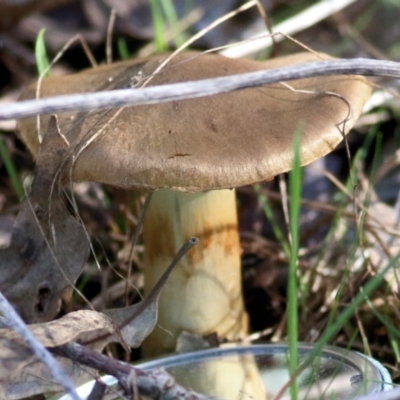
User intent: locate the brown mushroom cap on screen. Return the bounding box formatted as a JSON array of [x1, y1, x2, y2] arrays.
[[17, 52, 372, 192]]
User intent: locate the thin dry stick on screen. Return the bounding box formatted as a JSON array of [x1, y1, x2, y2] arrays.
[[106, 8, 117, 64], [242, 327, 273, 342], [354, 300, 372, 357], [125, 192, 153, 305], [4, 58, 400, 120], [254, 0, 277, 56], [278, 174, 291, 245], [0, 290, 80, 400]]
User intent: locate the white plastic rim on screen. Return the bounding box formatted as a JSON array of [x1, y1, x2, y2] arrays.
[[55, 343, 393, 400]]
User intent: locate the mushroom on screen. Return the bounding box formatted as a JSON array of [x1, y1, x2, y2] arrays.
[[16, 51, 371, 356]]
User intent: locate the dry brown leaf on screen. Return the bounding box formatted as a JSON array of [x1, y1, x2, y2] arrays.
[[104, 300, 159, 349], [0, 116, 89, 323], [0, 310, 118, 400]]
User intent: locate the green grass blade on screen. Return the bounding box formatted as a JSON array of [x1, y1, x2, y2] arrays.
[[150, 0, 168, 51], [287, 127, 303, 400], [364, 294, 400, 339], [35, 28, 50, 77], [117, 37, 130, 60], [159, 0, 185, 47], [276, 251, 400, 399], [312, 252, 400, 374], [0, 133, 24, 200]]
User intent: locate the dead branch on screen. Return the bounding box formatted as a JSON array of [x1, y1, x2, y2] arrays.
[[1, 58, 400, 120], [53, 341, 220, 400]]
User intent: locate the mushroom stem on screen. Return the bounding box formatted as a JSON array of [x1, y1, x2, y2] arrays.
[[142, 188, 248, 356]]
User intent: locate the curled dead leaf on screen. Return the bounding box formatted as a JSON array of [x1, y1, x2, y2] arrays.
[[0, 310, 118, 400], [0, 116, 89, 322]]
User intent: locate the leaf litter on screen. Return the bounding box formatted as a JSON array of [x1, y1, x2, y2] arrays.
[[0, 115, 199, 399], [0, 115, 89, 323]]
